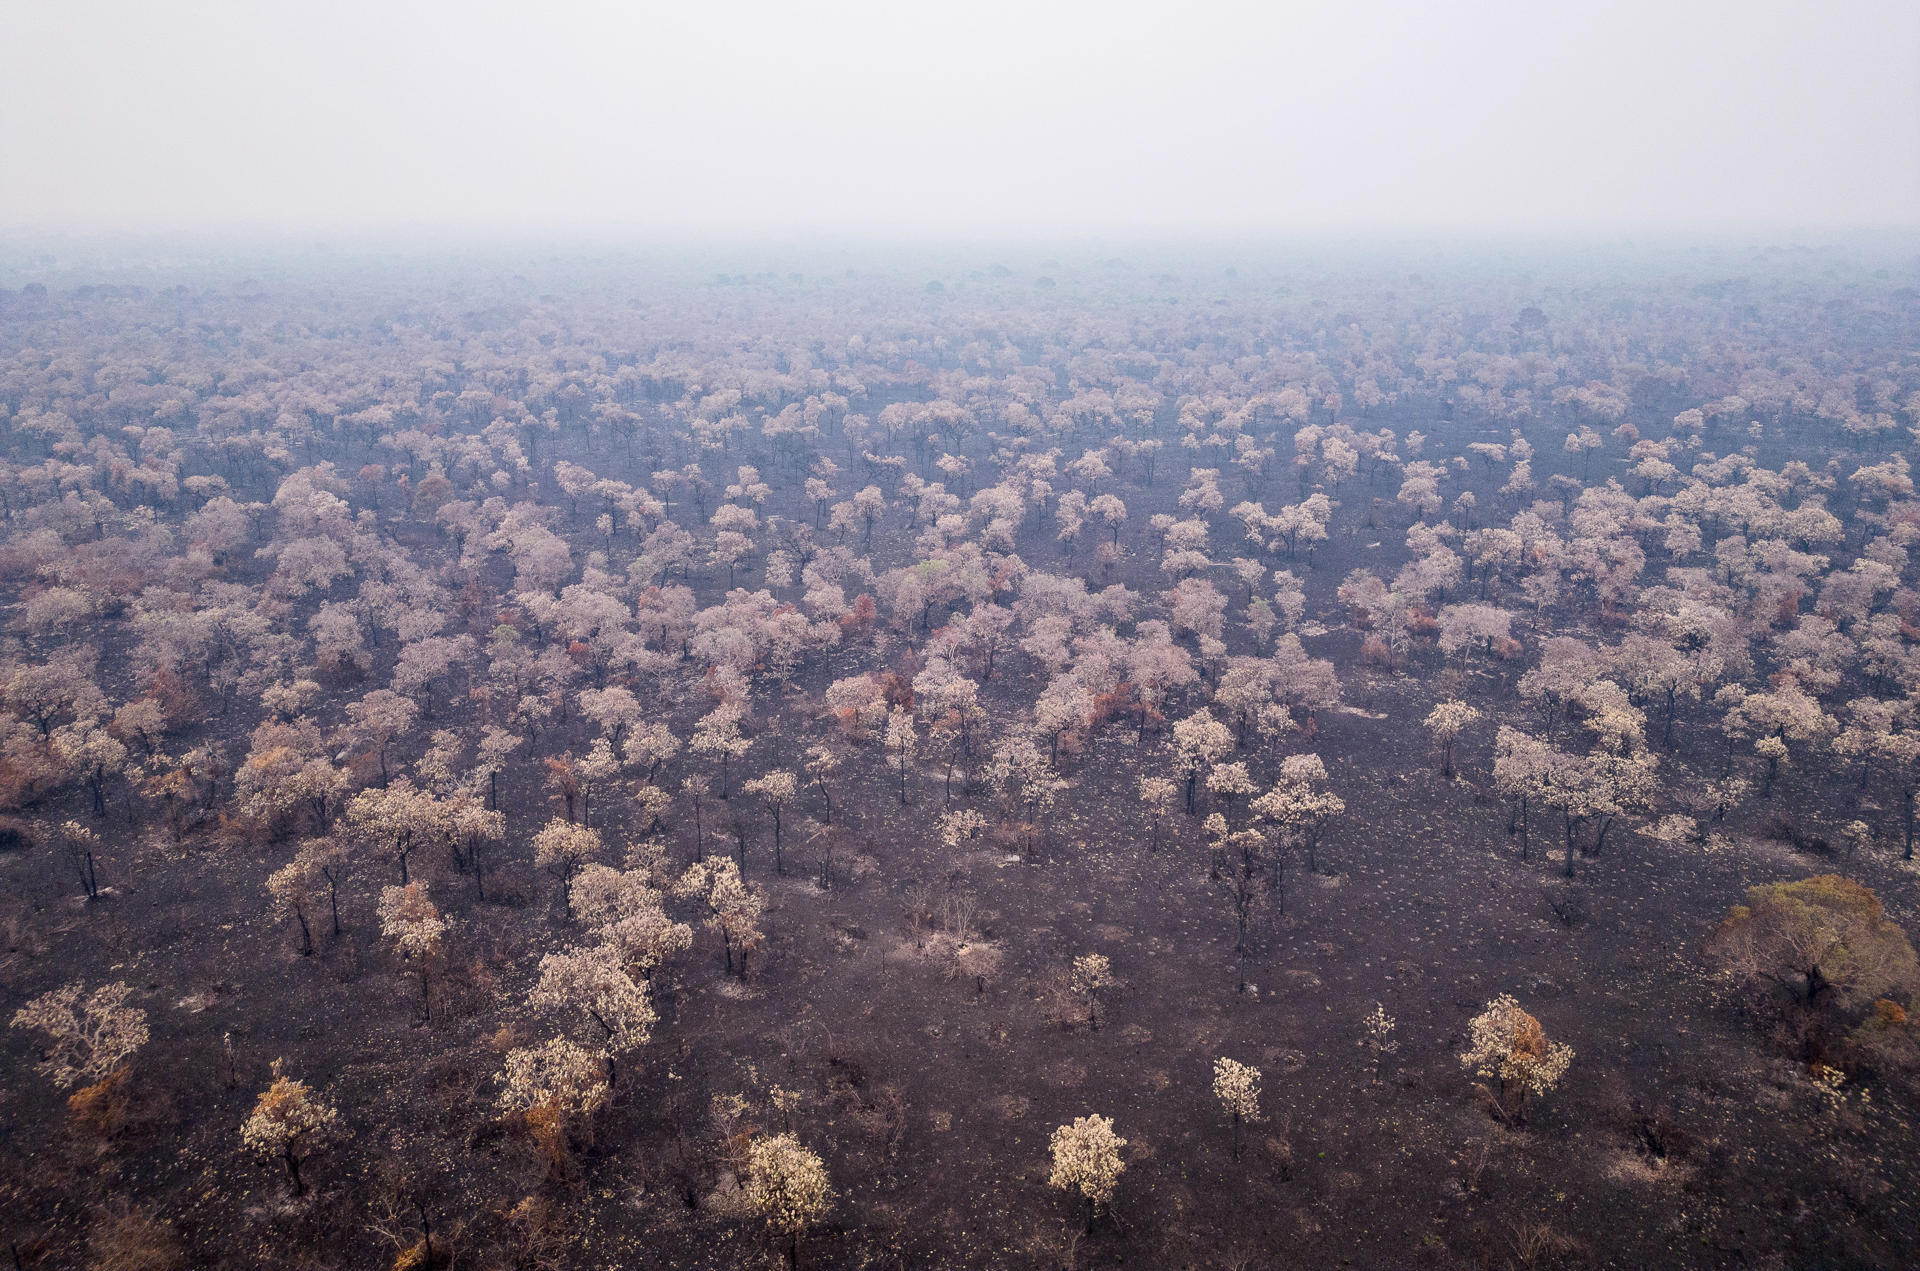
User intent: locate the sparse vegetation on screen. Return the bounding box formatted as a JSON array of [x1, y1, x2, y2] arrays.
[[0, 243, 1916, 1269]]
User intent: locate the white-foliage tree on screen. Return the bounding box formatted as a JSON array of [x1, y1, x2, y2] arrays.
[[1048, 1113, 1128, 1232], [9, 981, 149, 1089]]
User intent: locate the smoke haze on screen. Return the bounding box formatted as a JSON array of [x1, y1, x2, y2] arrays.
[[5, 0, 1916, 234]]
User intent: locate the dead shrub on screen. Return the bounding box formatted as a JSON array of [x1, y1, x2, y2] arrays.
[[68, 1066, 132, 1139], [1256, 1130, 1294, 1181], [87, 1200, 183, 1271]]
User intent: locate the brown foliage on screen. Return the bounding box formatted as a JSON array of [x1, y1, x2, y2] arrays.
[[840, 592, 878, 639], [876, 670, 915, 712], [68, 1066, 132, 1138]]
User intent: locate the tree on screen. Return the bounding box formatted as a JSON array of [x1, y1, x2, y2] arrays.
[[240, 1059, 340, 1196], [745, 1134, 833, 1270], [691, 702, 751, 797], [341, 688, 417, 783], [1069, 953, 1115, 1031], [293, 835, 349, 937], [575, 737, 620, 827], [985, 734, 1069, 853], [532, 817, 605, 913], [803, 743, 843, 824], [623, 720, 681, 785], [48, 818, 103, 901], [578, 685, 644, 751], [50, 716, 126, 816], [497, 1037, 610, 1168], [572, 864, 692, 978], [675, 855, 765, 976], [1250, 754, 1344, 874], [476, 725, 521, 810], [1458, 995, 1573, 1125], [742, 769, 799, 873], [1138, 775, 1178, 852], [1361, 1002, 1398, 1083], [1048, 1114, 1127, 1232], [1202, 810, 1274, 992], [1499, 683, 1658, 877], [4, 658, 103, 739], [266, 854, 322, 955], [1722, 682, 1833, 799], [233, 718, 347, 833], [447, 796, 506, 900], [1492, 725, 1553, 861], [1171, 708, 1235, 813], [1212, 1057, 1261, 1159], [1707, 875, 1920, 1058], [342, 778, 448, 885], [530, 943, 656, 1086], [10, 981, 149, 1089], [1205, 761, 1257, 825], [937, 807, 988, 851], [883, 706, 917, 803], [378, 882, 446, 1023], [1424, 699, 1480, 777]]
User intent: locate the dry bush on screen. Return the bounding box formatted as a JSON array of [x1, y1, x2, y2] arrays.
[[1848, 998, 1920, 1078], [87, 1200, 183, 1271], [440, 955, 503, 1020], [480, 865, 537, 907], [500, 1195, 570, 1271], [1458, 1135, 1497, 1197], [68, 1066, 132, 1138], [1036, 967, 1083, 1031], [1256, 1128, 1294, 1181], [850, 1083, 910, 1161], [1019, 1220, 1085, 1271], [951, 940, 1005, 995], [1507, 1220, 1578, 1270], [1757, 813, 1831, 856]]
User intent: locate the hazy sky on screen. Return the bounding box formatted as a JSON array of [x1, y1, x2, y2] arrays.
[[4, 0, 1916, 234]]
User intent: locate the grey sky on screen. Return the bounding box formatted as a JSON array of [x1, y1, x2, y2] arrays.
[[4, 0, 1915, 233]]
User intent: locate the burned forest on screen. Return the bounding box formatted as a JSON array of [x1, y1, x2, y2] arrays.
[[2, 244, 1919, 1270]]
